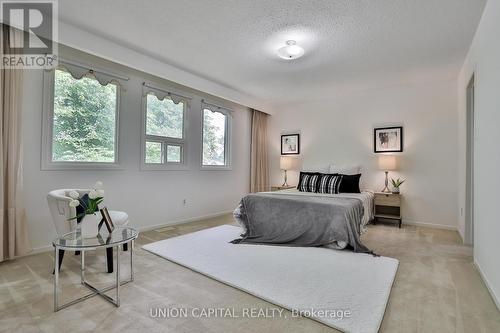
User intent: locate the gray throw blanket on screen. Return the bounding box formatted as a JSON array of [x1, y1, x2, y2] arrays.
[[232, 193, 373, 254]]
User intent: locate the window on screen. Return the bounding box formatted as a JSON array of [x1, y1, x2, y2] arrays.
[[145, 141, 162, 164], [42, 67, 120, 169], [143, 93, 186, 168], [202, 107, 231, 168]]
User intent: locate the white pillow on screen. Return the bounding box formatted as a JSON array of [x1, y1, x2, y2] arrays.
[[302, 165, 329, 173], [329, 164, 361, 175]]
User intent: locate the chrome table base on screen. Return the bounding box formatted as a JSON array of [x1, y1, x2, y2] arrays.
[[53, 240, 134, 312]]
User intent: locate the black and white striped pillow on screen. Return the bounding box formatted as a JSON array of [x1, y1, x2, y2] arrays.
[[317, 174, 343, 194], [297, 172, 321, 193]]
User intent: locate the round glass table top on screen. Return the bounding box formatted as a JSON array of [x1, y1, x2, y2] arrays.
[[53, 226, 138, 249]]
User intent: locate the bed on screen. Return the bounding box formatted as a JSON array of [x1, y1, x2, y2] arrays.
[[232, 188, 375, 253], [274, 188, 374, 231]]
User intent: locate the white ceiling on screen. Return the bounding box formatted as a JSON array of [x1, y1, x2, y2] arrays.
[[59, 0, 486, 110]]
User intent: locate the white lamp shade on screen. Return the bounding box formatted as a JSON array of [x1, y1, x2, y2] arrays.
[[280, 156, 293, 170], [378, 155, 397, 171]]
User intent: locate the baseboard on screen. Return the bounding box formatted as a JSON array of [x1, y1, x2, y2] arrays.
[[401, 219, 457, 231], [21, 214, 457, 257], [473, 260, 500, 311], [17, 210, 234, 258], [28, 245, 54, 256], [138, 210, 233, 232]]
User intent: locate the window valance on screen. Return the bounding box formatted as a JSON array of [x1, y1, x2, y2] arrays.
[[142, 82, 191, 106], [201, 99, 233, 117], [55, 59, 129, 86]]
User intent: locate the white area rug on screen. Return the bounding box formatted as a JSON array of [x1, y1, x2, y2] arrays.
[[142, 225, 398, 333]]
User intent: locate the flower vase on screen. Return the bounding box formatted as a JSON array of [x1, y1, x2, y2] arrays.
[[392, 187, 400, 194], [80, 214, 101, 238]]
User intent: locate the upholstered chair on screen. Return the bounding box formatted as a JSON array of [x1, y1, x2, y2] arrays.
[[47, 189, 130, 273]]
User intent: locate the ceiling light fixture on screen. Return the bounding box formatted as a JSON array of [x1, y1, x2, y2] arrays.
[[277, 40, 305, 60]]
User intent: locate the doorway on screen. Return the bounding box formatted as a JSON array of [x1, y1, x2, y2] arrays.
[[465, 75, 475, 245]]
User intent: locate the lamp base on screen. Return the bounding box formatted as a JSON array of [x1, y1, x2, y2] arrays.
[[381, 170, 391, 193], [381, 186, 391, 193], [282, 170, 288, 187]]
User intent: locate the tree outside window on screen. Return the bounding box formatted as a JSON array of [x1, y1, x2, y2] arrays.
[[52, 69, 118, 163]]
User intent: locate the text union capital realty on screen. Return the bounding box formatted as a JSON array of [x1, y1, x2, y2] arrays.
[[150, 307, 286, 319]]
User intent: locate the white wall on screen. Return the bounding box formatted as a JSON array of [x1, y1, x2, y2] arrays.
[[458, 0, 500, 309], [269, 79, 458, 229], [23, 45, 251, 251], [56, 22, 271, 113]]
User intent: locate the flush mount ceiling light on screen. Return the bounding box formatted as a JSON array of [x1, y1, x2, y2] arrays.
[[277, 40, 305, 60]]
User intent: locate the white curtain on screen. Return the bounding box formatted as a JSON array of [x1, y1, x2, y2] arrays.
[[0, 24, 31, 261], [250, 109, 269, 193]]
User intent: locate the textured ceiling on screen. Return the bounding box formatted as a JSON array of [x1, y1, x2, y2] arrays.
[[59, 0, 486, 109]]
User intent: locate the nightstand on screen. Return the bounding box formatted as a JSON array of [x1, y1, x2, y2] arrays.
[[374, 192, 402, 228], [271, 185, 295, 191]]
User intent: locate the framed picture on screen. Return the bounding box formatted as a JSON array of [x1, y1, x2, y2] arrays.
[[100, 207, 115, 233], [374, 126, 403, 153], [281, 134, 300, 155]]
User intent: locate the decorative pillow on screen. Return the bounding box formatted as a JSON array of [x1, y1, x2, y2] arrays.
[[329, 164, 361, 175], [317, 174, 343, 194], [338, 174, 361, 193], [297, 172, 321, 193]]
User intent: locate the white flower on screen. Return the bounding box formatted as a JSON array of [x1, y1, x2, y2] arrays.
[[97, 189, 104, 197], [94, 181, 104, 190], [69, 190, 80, 199], [69, 199, 80, 207], [88, 190, 98, 199]]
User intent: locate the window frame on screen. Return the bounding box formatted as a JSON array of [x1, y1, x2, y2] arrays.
[[144, 139, 164, 165], [41, 67, 122, 170], [200, 106, 232, 170], [140, 91, 189, 171]]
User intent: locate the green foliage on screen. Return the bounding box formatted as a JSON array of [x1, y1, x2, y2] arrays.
[[52, 70, 116, 162], [390, 178, 406, 188], [144, 94, 185, 164], [144, 142, 182, 164], [146, 94, 183, 139], [202, 109, 226, 165], [53, 72, 225, 166], [145, 141, 162, 163], [68, 197, 104, 221]]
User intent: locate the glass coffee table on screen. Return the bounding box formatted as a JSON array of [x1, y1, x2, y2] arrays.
[[52, 226, 138, 312]]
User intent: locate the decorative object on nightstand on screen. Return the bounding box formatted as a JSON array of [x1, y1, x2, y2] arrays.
[[280, 156, 294, 186], [378, 155, 397, 193], [271, 185, 295, 191], [374, 192, 402, 228], [390, 178, 405, 194]]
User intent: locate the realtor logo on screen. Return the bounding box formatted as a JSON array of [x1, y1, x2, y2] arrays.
[[1, 0, 58, 68]]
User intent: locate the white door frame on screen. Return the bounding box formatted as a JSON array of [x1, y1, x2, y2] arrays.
[[464, 74, 475, 245]]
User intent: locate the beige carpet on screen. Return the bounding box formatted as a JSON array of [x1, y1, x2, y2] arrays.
[[143, 225, 399, 333], [0, 214, 499, 332]]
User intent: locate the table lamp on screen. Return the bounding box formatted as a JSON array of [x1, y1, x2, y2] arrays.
[[280, 156, 293, 186], [378, 155, 397, 193]]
